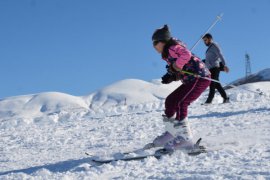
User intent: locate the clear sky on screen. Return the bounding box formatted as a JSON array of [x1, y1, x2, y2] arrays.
[[1, 0, 270, 98]]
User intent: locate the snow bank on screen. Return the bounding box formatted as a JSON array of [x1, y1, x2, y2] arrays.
[[0, 92, 89, 122], [86, 79, 180, 109]]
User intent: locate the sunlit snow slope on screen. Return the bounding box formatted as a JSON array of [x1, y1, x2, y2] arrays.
[[0, 80, 270, 179]]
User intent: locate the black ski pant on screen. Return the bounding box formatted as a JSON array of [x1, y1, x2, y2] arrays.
[[205, 67, 227, 103]]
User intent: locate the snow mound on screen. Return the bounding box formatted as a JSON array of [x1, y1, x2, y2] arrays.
[[0, 92, 89, 119], [86, 79, 180, 110], [0, 79, 180, 122]]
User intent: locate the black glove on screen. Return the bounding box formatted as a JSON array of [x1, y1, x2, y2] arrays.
[[219, 62, 225, 71], [166, 64, 178, 75], [161, 73, 176, 84]]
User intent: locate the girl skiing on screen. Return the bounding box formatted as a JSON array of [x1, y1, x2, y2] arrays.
[[147, 25, 211, 151]]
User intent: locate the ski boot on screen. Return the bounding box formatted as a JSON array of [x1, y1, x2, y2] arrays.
[[164, 118, 194, 152], [143, 115, 175, 149]]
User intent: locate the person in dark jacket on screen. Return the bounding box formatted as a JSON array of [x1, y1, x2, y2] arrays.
[[202, 33, 230, 104]]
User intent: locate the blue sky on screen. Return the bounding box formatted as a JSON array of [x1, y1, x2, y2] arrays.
[[0, 0, 270, 98]]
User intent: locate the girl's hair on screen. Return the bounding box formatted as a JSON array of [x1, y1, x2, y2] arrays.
[[161, 38, 179, 59]]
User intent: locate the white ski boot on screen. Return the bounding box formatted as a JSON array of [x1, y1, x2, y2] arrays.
[[164, 118, 194, 151], [152, 131, 174, 147], [144, 116, 175, 149]]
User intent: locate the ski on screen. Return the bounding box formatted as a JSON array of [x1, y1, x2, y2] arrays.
[[91, 148, 172, 164], [122, 142, 157, 155], [122, 138, 206, 156], [90, 146, 207, 165], [85, 142, 157, 157], [87, 138, 207, 165]]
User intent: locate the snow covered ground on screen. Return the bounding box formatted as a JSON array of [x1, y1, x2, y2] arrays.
[[1, 80, 270, 179]]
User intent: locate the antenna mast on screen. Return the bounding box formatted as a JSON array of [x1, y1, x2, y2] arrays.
[[245, 53, 251, 79]]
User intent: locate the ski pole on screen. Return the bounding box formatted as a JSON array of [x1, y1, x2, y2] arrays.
[[175, 13, 263, 96], [185, 13, 263, 96], [201, 76, 263, 95], [190, 13, 223, 52], [181, 70, 264, 95], [225, 83, 264, 95]]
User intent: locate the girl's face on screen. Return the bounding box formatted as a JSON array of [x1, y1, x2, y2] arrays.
[[153, 41, 165, 53]]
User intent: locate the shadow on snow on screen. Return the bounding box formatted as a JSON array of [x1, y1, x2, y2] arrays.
[[0, 157, 97, 176], [189, 107, 269, 119]]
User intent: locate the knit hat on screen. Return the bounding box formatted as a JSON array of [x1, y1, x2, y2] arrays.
[[152, 24, 172, 42], [202, 33, 213, 39]]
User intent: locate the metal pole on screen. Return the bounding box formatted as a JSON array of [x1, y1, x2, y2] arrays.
[[179, 13, 263, 96], [181, 70, 264, 95], [200, 76, 263, 94], [190, 13, 223, 52]]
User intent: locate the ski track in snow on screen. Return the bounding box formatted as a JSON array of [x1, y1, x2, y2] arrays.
[[1, 84, 270, 179]]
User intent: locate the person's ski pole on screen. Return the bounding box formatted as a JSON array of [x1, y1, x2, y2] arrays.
[[181, 70, 264, 95], [190, 13, 223, 52], [176, 13, 264, 96]]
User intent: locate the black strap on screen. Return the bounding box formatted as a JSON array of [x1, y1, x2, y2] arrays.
[[206, 43, 214, 54]]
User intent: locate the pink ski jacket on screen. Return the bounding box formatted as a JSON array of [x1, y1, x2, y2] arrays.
[[163, 42, 210, 84]]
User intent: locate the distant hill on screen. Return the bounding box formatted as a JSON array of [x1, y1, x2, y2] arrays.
[[225, 68, 270, 89]]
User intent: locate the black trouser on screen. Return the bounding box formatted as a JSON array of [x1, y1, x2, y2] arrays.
[[205, 67, 227, 103]]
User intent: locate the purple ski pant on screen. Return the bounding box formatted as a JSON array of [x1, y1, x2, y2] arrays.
[[165, 78, 211, 120]]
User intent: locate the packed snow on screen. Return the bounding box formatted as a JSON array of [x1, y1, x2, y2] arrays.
[[0, 79, 270, 179]]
